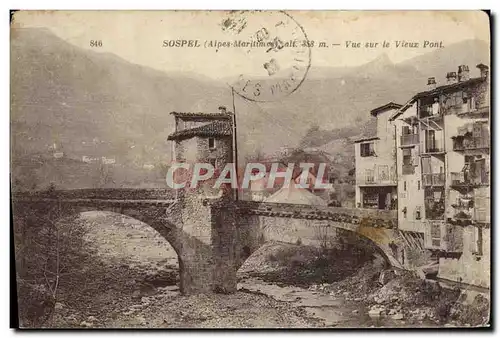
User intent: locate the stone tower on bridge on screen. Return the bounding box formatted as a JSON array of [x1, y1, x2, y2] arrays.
[[166, 106, 239, 294]]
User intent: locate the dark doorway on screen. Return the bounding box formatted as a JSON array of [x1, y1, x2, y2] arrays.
[[378, 193, 386, 210]]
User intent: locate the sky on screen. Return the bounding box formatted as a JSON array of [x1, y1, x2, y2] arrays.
[[12, 10, 490, 79]]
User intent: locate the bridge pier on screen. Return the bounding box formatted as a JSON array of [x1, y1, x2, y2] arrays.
[[176, 194, 239, 294]]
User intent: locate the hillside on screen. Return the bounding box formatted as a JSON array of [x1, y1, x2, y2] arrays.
[[10, 27, 489, 189]]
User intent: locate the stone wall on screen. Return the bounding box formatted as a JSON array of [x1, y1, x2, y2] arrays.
[[235, 201, 402, 268], [13, 188, 175, 200]]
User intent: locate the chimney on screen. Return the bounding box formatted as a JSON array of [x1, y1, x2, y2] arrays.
[[427, 77, 437, 89], [446, 72, 457, 84], [457, 65, 470, 82], [218, 106, 227, 114], [476, 63, 489, 79]]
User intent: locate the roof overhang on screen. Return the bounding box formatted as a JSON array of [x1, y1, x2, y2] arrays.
[[353, 137, 379, 144], [370, 102, 403, 116]]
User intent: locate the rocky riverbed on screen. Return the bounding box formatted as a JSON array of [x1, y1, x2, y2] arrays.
[[41, 211, 489, 328]]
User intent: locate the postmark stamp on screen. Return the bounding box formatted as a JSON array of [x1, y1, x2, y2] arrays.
[[221, 11, 312, 102]]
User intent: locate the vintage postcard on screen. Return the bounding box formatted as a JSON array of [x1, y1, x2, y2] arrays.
[[10, 10, 491, 328]]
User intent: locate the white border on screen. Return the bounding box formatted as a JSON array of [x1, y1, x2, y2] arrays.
[[3, 1, 498, 338]]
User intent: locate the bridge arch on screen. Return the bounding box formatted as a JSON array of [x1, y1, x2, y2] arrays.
[[235, 202, 402, 270], [11, 199, 205, 294]]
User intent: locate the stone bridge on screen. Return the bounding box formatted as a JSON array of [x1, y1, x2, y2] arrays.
[[12, 188, 401, 295]]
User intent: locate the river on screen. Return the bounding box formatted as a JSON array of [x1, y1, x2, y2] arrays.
[[238, 277, 416, 328]]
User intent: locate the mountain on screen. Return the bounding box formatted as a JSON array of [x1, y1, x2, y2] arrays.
[[11, 28, 232, 165], [10, 28, 489, 189], [400, 39, 489, 81]]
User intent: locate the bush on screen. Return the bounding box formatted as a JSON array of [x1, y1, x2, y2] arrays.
[[13, 203, 91, 327]]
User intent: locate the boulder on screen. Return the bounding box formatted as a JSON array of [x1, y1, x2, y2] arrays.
[[80, 321, 93, 328], [368, 308, 383, 318], [391, 313, 404, 320], [379, 269, 397, 285]]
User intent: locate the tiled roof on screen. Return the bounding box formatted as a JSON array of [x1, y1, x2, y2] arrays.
[[170, 112, 233, 120], [389, 98, 417, 121], [370, 102, 403, 116], [413, 77, 484, 99], [167, 120, 232, 141], [389, 77, 486, 121]]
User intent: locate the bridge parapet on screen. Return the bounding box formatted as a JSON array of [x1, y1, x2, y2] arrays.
[[236, 201, 397, 229], [12, 188, 175, 201]]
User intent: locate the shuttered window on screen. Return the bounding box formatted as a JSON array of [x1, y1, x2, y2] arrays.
[[431, 223, 441, 247]]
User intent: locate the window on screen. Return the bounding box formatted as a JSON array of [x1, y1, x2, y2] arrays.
[[468, 227, 483, 256], [415, 206, 422, 220], [208, 138, 216, 150], [365, 169, 375, 183], [404, 181, 407, 191], [476, 228, 483, 256], [426, 130, 436, 151], [417, 180, 421, 190], [431, 223, 441, 247], [360, 142, 375, 157], [402, 148, 412, 166], [362, 189, 379, 209]]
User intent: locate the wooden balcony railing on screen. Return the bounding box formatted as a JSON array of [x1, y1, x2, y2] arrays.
[[424, 145, 444, 154], [450, 172, 489, 187], [400, 134, 419, 147], [453, 137, 490, 151], [422, 173, 445, 186]]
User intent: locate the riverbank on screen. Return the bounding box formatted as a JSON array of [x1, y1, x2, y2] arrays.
[[239, 242, 490, 327], [23, 211, 489, 328]]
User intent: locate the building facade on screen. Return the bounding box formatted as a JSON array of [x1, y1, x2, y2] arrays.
[[167, 106, 234, 198], [354, 102, 401, 210], [390, 64, 490, 288]]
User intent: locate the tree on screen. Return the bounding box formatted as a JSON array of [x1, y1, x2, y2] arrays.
[[14, 203, 90, 327]]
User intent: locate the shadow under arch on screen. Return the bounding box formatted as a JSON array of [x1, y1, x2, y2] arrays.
[[235, 219, 402, 272], [12, 198, 219, 295]]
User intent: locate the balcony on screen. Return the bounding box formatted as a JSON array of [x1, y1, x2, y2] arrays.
[[402, 165, 415, 175], [422, 173, 445, 187], [453, 137, 490, 152], [456, 105, 490, 118], [454, 210, 473, 221], [419, 105, 443, 119], [400, 134, 419, 147], [423, 145, 445, 154], [451, 195, 474, 210], [450, 172, 489, 189]]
